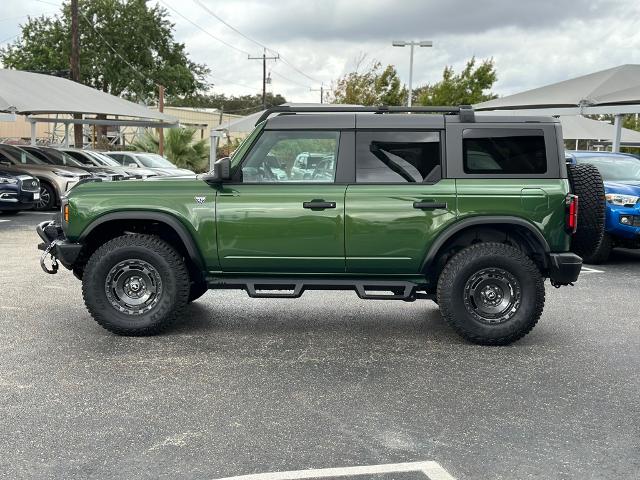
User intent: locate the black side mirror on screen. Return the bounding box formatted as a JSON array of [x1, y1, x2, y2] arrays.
[[200, 157, 231, 184]]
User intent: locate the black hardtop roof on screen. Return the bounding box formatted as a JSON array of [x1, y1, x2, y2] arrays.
[[257, 105, 559, 128]]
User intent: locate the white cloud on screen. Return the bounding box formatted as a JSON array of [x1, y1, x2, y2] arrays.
[[2, 0, 640, 103]]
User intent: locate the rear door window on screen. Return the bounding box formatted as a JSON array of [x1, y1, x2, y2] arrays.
[[355, 131, 441, 183]]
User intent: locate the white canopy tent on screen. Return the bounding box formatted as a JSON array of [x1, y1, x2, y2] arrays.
[[0, 69, 178, 145], [476, 64, 640, 151]]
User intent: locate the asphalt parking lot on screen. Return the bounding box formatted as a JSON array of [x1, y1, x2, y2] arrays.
[[0, 211, 638, 480]]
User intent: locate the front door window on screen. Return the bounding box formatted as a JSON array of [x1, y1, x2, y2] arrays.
[[240, 130, 339, 183]]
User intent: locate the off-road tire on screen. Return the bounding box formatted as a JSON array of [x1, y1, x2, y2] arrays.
[[437, 242, 545, 346], [82, 234, 189, 336], [567, 163, 605, 259], [583, 232, 613, 264], [188, 281, 208, 303]]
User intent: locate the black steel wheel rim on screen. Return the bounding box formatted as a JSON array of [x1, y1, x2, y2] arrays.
[[105, 259, 162, 315], [463, 267, 521, 324], [37, 187, 51, 209]]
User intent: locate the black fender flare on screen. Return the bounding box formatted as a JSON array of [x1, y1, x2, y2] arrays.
[[421, 216, 551, 272], [78, 211, 205, 270]]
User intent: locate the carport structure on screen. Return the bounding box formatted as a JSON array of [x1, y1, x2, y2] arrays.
[[0, 69, 178, 146], [476, 64, 640, 151]]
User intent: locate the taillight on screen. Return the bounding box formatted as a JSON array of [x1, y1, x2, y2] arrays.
[[566, 194, 578, 234]]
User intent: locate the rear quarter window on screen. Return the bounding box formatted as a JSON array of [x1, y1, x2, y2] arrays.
[[463, 128, 547, 175]]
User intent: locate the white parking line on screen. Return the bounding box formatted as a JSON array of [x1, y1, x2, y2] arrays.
[[582, 266, 604, 274], [212, 461, 456, 480]]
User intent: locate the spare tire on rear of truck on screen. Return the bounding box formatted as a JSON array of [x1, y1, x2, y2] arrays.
[[567, 163, 605, 260]]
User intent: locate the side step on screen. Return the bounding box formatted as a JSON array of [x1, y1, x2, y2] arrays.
[[207, 277, 432, 302]]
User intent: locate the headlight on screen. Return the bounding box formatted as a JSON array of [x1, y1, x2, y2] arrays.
[[53, 170, 79, 179], [605, 193, 639, 206], [0, 176, 18, 184]]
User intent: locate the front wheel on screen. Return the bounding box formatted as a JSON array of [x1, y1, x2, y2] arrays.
[[437, 243, 545, 346], [82, 234, 190, 335], [35, 183, 56, 211]]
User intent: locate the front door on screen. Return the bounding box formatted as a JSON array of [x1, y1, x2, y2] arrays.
[[216, 129, 347, 273]]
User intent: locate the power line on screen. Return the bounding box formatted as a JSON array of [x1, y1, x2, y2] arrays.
[[159, 0, 252, 57], [191, 0, 268, 52], [269, 68, 311, 90], [190, 0, 322, 85]]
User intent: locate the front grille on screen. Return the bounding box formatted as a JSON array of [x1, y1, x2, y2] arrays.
[[18, 176, 40, 192], [633, 216, 640, 227]]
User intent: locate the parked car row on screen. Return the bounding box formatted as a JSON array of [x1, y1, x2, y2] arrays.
[[0, 144, 195, 213]]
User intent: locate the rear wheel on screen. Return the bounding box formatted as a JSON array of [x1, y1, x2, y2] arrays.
[[82, 234, 189, 335], [437, 243, 545, 346], [567, 163, 605, 259]]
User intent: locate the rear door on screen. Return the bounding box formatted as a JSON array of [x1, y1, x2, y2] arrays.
[[345, 117, 457, 274], [216, 125, 352, 273]]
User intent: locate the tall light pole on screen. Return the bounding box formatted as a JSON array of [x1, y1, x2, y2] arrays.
[[392, 40, 432, 107]]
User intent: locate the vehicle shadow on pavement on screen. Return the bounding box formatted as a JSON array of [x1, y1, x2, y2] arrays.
[[167, 299, 465, 343], [606, 248, 640, 265]]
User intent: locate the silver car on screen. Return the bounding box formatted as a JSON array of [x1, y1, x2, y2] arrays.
[[104, 152, 195, 177]]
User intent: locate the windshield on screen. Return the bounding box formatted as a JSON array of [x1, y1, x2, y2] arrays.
[[42, 148, 84, 167], [135, 153, 176, 168], [576, 155, 640, 182], [0, 145, 47, 165], [86, 151, 121, 167]]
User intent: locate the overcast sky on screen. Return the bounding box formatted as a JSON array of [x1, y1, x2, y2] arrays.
[[2, 0, 640, 105]]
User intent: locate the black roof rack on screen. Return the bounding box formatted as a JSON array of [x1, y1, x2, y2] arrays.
[[255, 105, 474, 125]]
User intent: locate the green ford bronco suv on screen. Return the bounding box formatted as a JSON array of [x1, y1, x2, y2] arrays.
[[37, 106, 605, 345]]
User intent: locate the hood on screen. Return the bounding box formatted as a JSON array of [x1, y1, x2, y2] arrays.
[[604, 181, 640, 197], [0, 166, 32, 178], [143, 167, 196, 176], [123, 167, 159, 178], [3, 163, 90, 177]]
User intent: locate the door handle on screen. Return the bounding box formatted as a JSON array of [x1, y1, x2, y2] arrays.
[[303, 200, 336, 210], [413, 201, 448, 210]]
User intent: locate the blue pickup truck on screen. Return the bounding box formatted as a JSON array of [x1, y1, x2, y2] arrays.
[[566, 151, 640, 263]]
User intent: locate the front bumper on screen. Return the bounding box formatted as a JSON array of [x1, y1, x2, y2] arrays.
[[36, 220, 83, 272], [548, 253, 582, 286]]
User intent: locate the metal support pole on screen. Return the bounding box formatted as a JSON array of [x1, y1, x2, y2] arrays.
[[209, 130, 224, 170], [393, 40, 432, 107], [612, 114, 623, 152], [575, 138, 579, 150], [408, 43, 414, 107], [30, 120, 36, 145], [64, 123, 69, 147]]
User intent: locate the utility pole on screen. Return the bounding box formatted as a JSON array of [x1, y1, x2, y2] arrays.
[[392, 40, 433, 107], [310, 82, 324, 104], [157, 84, 165, 156], [248, 48, 279, 109], [70, 0, 82, 147]]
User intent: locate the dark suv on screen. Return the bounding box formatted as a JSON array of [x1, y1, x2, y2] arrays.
[[0, 166, 40, 214], [37, 106, 605, 345]]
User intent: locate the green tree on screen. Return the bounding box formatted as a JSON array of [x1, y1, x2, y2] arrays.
[[331, 59, 407, 106], [0, 0, 209, 101], [169, 92, 287, 114], [132, 128, 209, 172], [414, 57, 497, 106]]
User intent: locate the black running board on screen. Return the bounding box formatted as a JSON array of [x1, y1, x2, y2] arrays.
[[206, 277, 433, 302]]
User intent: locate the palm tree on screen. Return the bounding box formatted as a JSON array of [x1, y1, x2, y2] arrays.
[[132, 128, 209, 172]]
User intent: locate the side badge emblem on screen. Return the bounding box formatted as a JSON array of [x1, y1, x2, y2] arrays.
[[195, 196, 206, 204]]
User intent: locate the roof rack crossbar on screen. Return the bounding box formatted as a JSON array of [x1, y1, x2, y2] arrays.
[[255, 105, 475, 125]]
